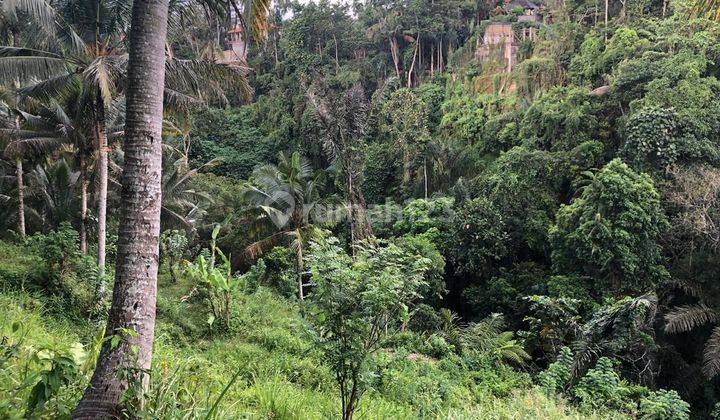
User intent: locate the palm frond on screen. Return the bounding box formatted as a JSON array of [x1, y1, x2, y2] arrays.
[[693, 0, 720, 20], [165, 58, 252, 104], [3, 0, 90, 54], [703, 326, 720, 378], [0, 48, 67, 84], [244, 0, 271, 42], [669, 278, 705, 299], [3, 136, 62, 158], [244, 230, 286, 258], [665, 304, 720, 334], [2, 0, 57, 33], [0, 128, 56, 139], [162, 205, 195, 230], [164, 88, 202, 113], [83, 55, 127, 107], [18, 73, 81, 102]]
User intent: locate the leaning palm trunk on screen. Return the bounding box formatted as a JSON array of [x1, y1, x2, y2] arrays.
[[72, 0, 169, 416], [15, 157, 25, 238], [95, 99, 109, 292]]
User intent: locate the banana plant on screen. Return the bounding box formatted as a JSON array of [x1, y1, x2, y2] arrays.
[[185, 224, 236, 330]]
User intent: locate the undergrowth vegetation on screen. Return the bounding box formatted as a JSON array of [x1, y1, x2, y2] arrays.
[[1, 239, 626, 419]]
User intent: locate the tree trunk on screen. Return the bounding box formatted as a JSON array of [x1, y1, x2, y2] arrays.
[[604, 0, 609, 41], [439, 40, 444, 72], [16, 157, 25, 238], [296, 240, 304, 300], [389, 37, 401, 79], [430, 44, 434, 76], [72, 0, 169, 416], [424, 158, 428, 199], [79, 155, 88, 254], [407, 41, 419, 88], [95, 99, 109, 292], [333, 34, 340, 73], [347, 170, 372, 246]]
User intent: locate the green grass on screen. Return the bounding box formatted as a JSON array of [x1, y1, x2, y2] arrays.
[[0, 240, 624, 419]]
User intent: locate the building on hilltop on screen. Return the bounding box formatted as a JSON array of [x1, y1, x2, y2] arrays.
[[222, 10, 247, 63], [506, 0, 542, 21], [475, 0, 543, 72]]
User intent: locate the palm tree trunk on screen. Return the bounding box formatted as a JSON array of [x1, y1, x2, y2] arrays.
[[72, 0, 169, 416], [95, 100, 109, 291], [424, 158, 428, 199], [296, 241, 304, 300], [16, 157, 25, 238], [14, 113, 25, 238], [80, 155, 88, 254]]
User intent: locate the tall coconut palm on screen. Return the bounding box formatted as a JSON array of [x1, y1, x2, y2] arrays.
[[73, 0, 268, 415], [243, 151, 334, 299], [1, 105, 66, 237], [72, 0, 169, 415], [1, 0, 252, 283], [1, 0, 130, 280]]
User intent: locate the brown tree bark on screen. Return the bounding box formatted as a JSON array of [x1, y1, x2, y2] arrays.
[[296, 238, 304, 300], [389, 37, 401, 79], [79, 155, 88, 254], [72, 0, 169, 416], [16, 157, 25, 238], [95, 99, 109, 290]]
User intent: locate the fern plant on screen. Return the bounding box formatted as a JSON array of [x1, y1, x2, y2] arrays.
[[461, 315, 531, 365]]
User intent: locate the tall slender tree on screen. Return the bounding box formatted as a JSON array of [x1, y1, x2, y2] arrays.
[[72, 0, 269, 414], [72, 0, 169, 415], [1, 107, 65, 236], [0, 0, 251, 286], [306, 80, 375, 246]]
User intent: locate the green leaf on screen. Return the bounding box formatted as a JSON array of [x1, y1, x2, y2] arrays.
[[110, 335, 121, 349]]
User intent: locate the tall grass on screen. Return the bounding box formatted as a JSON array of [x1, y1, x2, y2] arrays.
[[0, 241, 621, 419]]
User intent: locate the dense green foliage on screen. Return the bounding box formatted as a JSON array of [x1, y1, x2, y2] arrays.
[[2, 0, 720, 416]]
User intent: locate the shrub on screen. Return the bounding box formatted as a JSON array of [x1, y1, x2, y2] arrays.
[[0, 241, 45, 289], [160, 229, 189, 283], [573, 357, 632, 411], [306, 237, 432, 420], [538, 346, 574, 395], [639, 389, 690, 420], [25, 223, 79, 287]]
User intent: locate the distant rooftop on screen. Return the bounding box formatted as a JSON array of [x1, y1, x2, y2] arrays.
[[506, 0, 540, 10]]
